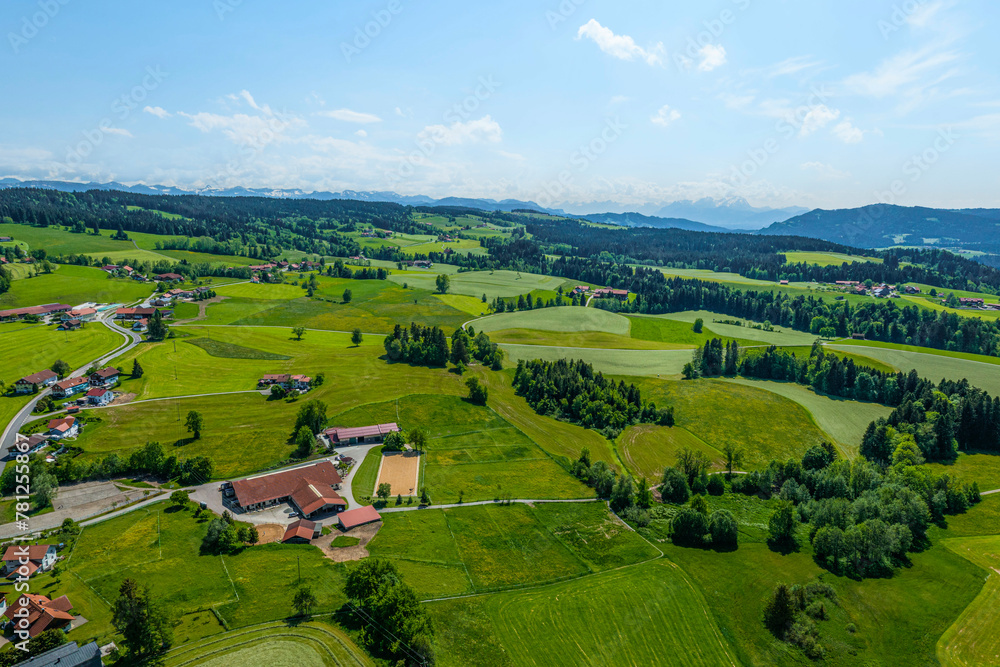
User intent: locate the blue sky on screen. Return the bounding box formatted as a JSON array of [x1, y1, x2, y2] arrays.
[[1, 0, 998, 211]]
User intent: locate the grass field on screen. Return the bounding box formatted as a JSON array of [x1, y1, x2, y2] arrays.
[[333, 394, 592, 504], [473, 308, 631, 336], [1, 320, 123, 385], [162, 621, 372, 667], [832, 338, 1000, 366], [938, 535, 1000, 667], [619, 425, 722, 480], [721, 378, 894, 455], [651, 310, 822, 347], [630, 378, 830, 469], [501, 344, 694, 377], [926, 452, 1000, 492], [784, 251, 882, 266], [0, 264, 152, 308], [428, 558, 737, 667], [827, 344, 1000, 395], [388, 270, 568, 299]]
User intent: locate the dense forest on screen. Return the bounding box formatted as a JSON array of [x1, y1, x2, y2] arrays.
[[512, 358, 673, 437]]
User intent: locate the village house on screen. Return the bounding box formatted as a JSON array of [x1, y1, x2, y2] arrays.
[[257, 373, 311, 392], [323, 423, 401, 446], [133, 318, 149, 332], [16, 641, 101, 667], [959, 297, 986, 307], [47, 416, 79, 439], [57, 319, 82, 331], [337, 505, 382, 531], [101, 265, 119, 273], [52, 376, 90, 398], [2, 594, 77, 639], [230, 461, 346, 519], [115, 307, 171, 320], [3, 544, 57, 578], [0, 236, 11, 242], [14, 369, 59, 394], [86, 387, 114, 406], [90, 367, 121, 387], [131, 273, 147, 281], [13, 433, 50, 456], [282, 519, 321, 544], [779, 279, 789, 285], [592, 288, 629, 300], [153, 272, 183, 282], [63, 307, 97, 322]]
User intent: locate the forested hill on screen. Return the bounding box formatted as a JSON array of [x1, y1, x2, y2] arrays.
[[0, 188, 419, 239], [761, 204, 1000, 250]]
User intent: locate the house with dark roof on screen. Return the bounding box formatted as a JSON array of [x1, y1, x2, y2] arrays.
[[57, 318, 82, 331], [52, 376, 90, 398], [231, 461, 345, 519], [3, 545, 57, 578], [89, 367, 120, 387], [3, 594, 77, 639], [14, 370, 59, 394], [17, 641, 101, 667], [257, 373, 312, 392], [323, 423, 400, 446], [282, 519, 321, 543], [153, 273, 183, 281]]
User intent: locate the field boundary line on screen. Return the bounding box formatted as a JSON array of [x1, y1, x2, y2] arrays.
[[524, 503, 594, 575], [440, 508, 477, 594], [70, 570, 112, 608], [219, 555, 239, 602]]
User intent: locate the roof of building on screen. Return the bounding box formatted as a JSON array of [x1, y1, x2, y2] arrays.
[[86, 388, 111, 398], [337, 505, 382, 530], [2, 594, 75, 638], [282, 519, 317, 542], [324, 423, 400, 443], [154, 272, 183, 280], [47, 416, 76, 432], [291, 483, 345, 516], [2, 544, 53, 562], [92, 367, 120, 379], [54, 377, 89, 391], [18, 369, 58, 385], [18, 641, 100, 667], [232, 461, 343, 508]]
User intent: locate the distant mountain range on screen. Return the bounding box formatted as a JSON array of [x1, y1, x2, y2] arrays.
[[652, 198, 809, 230], [575, 211, 730, 233], [760, 204, 1000, 250]]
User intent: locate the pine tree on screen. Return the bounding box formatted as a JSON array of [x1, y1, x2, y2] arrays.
[[131, 359, 144, 378]]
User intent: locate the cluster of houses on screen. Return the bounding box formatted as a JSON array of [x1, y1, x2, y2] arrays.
[[829, 281, 920, 299], [360, 229, 393, 239], [15, 366, 119, 399], [593, 288, 629, 300], [405, 260, 433, 269], [242, 259, 322, 283], [257, 373, 312, 393]]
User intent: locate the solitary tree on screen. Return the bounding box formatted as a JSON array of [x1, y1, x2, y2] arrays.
[[131, 358, 144, 378], [51, 359, 70, 379], [376, 482, 392, 502], [693, 318, 704, 333], [722, 443, 744, 478], [248, 526, 260, 546], [465, 377, 488, 405], [111, 579, 173, 660], [292, 587, 317, 616], [408, 427, 428, 452], [292, 326, 306, 341], [435, 274, 450, 294], [185, 411, 204, 439], [420, 487, 430, 505], [294, 425, 315, 457], [34, 471, 57, 508], [170, 490, 189, 506], [351, 328, 363, 346], [343, 288, 353, 303]]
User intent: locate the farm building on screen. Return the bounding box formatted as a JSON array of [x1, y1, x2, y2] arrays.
[[3, 544, 57, 578], [231, 461, 346, 519], [337, 506, 382, 531], [257, 373, 311, 391], [14, 370, 59, 394], [0, 303, 72, 322], [63, 307, 96, 321], [592, 288, 628, 300], [282, 519, 321, 543], [323, 423, 401, 445], [53, 376, 89, 398], [2, 594, 77, 638], [133, 318, 148, 332], [153, 273, 183, 281], [47, 416, 78, 439], [57, 319, 82, 331]]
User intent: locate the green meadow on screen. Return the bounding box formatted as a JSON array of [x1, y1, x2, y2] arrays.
[[1, 264, 152, 308], [388, 269, 568, 299], [938, 534, 1000, 667], [827, 344, 1000, 395], [783, 251, 882, 266]]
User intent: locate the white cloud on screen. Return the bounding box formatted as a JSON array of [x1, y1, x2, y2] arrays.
[[697, 44, 727, 72], [651, 105, 681, 127], [318, 108, 382, 124], [842, 45, 960, 99], [906, 0, 955, 29], [801, 162, 851, 180], [576, 19, 663, 66], [833, 120, 864, 144], [499, 150, 525, 161], [609, 95, 630, 106], [799, 105, 840, 137], [418, 116, 503, 146], [354, 130, 368, 138], [760, 56, 823, 79], [719, 93, 755, 110], [104, 127, 133, 138], [143, 106, 171, 119]]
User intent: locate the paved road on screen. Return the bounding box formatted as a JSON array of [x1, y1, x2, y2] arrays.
[[0, 311, 141, 471]]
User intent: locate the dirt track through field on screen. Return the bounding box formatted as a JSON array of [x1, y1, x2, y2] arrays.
[[375, 451, 421, 496]]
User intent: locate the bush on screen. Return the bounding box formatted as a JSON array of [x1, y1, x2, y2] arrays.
[[660, 467, 690, 504], [709, 509, 738, 549], [671, 507, 708, 546], [691, 474, 708, 496], [622, 505, 651, 527], [707, 475, 725, 496]]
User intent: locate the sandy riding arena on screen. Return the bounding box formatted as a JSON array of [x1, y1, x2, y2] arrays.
[[375, 450, 421, 496]]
